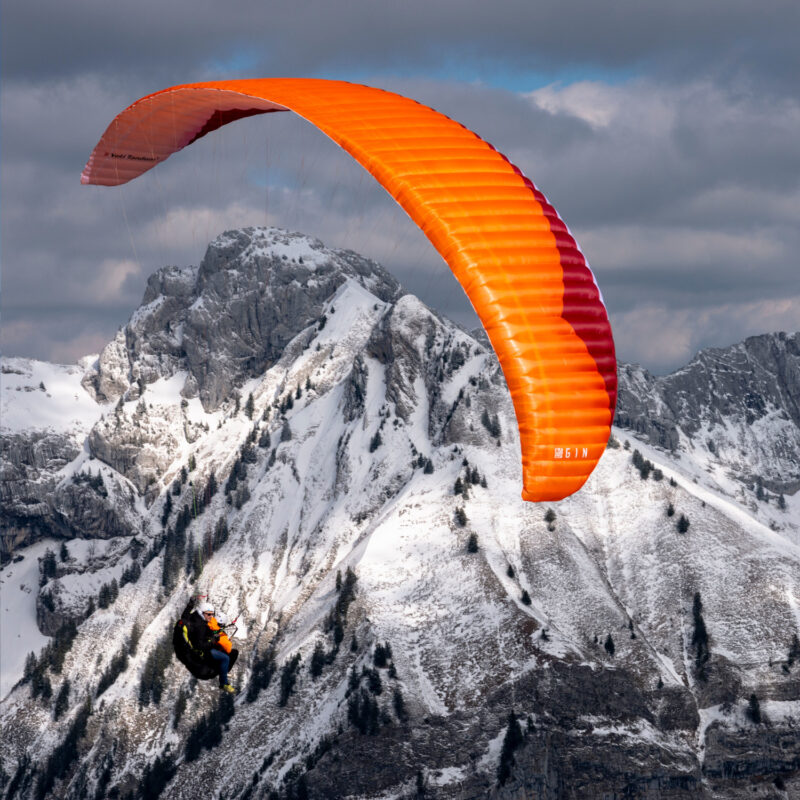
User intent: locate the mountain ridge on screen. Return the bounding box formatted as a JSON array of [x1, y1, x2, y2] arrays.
[[1, 227, 799, 799]]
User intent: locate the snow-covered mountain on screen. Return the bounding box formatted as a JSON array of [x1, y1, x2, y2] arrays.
[[1, 227, 799, 800], [616, 334, 800, 499]]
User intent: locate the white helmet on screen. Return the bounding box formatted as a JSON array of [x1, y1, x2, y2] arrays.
[[197, 601, 214, 615]]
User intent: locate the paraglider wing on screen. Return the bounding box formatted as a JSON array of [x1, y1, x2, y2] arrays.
[[83, 79, 617, 501]]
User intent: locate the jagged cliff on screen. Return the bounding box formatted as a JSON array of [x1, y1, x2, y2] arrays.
[[615, 332, 800, 495], [1, 228, 799, 800]]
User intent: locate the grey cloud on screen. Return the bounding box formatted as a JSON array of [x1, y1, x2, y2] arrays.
[[2, 2, 799, 372], [5, 1, 799, 87]]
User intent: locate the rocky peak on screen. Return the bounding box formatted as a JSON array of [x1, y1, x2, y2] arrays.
[[615, 331, 800, 493], [84, 227, 403, 410]]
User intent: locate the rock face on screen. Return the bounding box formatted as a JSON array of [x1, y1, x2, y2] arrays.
[[0, 431, 142, 556], [1, 227, 798, 800], [0, 359, 142, 559], [0, 432, 80, 556], [615, 332, 800, 494], [83, 227, 402, 411]]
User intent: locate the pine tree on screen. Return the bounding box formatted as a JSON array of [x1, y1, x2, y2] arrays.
[[161, 527, 179, 591], [48, 620, 78, 675], [467, 532, 479, 553], [225, 464, 239, 496], [371, 643, 386, 669], [161, 493, 172, 528], [96, 647, 129, 698], [185, 531, 196, 575], [454, 507, 467, 527], [279, 654, 302, 706], [130, 622, 141, 656], [173, 687, 188, 730], [746, 693, 762, 724], [677, 514, 690, 533], [245, 393, 255, 419], [393, 688, 408, 722], [632, 449, 654, 479], [332, 618, 344, 646], [192, 544, 204, 580], [246, 650, 276, 704], [497, 711, 524, 785], [206, 471, 218, 499], [481, 408, 501, 438], [604, 633, 615, 656], [309, 642, 326, 679], [23, 652, 37, 682], [40, 549, 57, 585], [98, 583, 111, 609], [138, 634, 173, 707], [520, 589, 531, 606], [692, 592, 710, 678], [788, 633, 800, 667]]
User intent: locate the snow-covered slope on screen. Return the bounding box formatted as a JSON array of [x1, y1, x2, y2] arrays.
[[1, 357, 104, 437], [1, 228, 798, 800], [615, 333, 800, 501]]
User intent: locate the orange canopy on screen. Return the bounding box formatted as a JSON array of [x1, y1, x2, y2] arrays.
[[83, 79, 617, 501]]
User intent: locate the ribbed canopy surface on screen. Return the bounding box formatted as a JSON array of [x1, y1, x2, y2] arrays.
[[83, 79, 617, 501]]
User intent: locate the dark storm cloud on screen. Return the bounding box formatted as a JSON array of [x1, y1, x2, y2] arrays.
[[2, 1, 799, 373], [4, 1, 799, 87]]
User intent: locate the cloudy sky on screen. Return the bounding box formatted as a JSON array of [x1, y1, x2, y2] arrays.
[[2, 1, 798, 373]]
